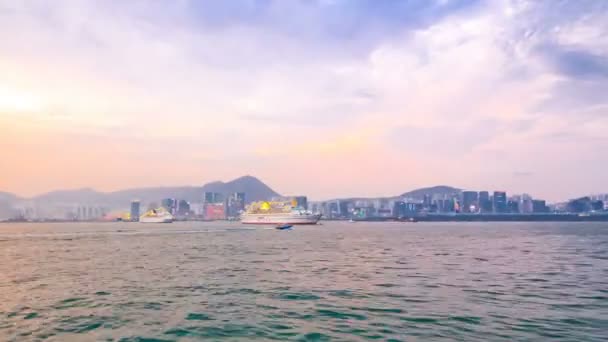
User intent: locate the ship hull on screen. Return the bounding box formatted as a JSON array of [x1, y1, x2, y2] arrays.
[[139, 216, 173, 223], [241, 213, 321, 225]]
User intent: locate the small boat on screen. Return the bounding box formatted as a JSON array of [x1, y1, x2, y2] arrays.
[[275, 224, 293, 230]]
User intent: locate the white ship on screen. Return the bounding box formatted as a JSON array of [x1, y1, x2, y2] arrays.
[[139, 208, 174, 223], [241, 200, 321, 225]]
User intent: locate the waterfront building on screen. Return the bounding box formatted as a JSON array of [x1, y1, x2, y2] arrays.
[[393, 200, 421, 217], [507, 200, 520, 213], [227, 192, 246, 218], [493, 191, 508, 213], [328, 201, 339, 219], [177, 200, 190, 216], [293, 196, 308, 210], [479, 191, 492, 213], [520, 194, 533, 214], [338, 200, 350, 218], [75, 205, 107, 221], [190, 203, 205, 218], [161, 198, 177, 214], [309, 202, 320, 214], [204, 192, 224, 204], [532, 200, 548, 213], [130, 200, 140, 222], [423, 194, 432, 209], [205, 203, 226, 220], [462, 191, 479, 213]]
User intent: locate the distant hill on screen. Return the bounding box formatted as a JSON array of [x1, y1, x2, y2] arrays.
[[401, 185, 461, 199], [9, 176, 280, 210], [201, 175, 279, 200], [34, 188, 109, 204], [321, 185, 462, 203]]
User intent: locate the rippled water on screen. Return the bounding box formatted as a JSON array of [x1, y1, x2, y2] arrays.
[[1, 222, 607, 341]]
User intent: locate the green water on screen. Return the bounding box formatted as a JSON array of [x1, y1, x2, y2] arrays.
[[1, 222, 607, 341]]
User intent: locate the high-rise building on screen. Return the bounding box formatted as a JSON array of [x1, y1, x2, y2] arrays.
[[204, 192, 215, 204], [507, 200, 519, 213], [478, 191, 492, 213], [293, 196, 308, 210], [204, 192, 224, 204], [205, 203, 226, 220], [493, 191, 507, 213], [177, 200, 190, 216], [190, 203, 205, 217], [393, 201, 420, 217], [130, 200, 140, 222], [76, 205, 106, 221], [520, 194, 533, 214], [462, 191, 479, 213], [338, 200, 351, 218], [328, 202, 339, 219], [309, 202, 320, 214], [532, 200, 548, 213], [433, 199, 448, 212], [227, 192, 246, 218], [161, 198, 177, 214], [423, 194, 432, 209]]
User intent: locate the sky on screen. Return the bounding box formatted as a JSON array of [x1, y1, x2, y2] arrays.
[[1, 0, 607, 201]]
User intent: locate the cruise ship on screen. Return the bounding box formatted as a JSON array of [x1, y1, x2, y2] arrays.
[[139, 208, 174, 223], [240, 200, 321, 225]]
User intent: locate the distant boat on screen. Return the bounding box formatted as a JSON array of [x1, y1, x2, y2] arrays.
[[140, 208, 174, 223], [241, 200, 321, 225], [275, 224, 293, 230]]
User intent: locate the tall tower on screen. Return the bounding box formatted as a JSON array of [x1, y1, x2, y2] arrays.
[[130, 200, 141, 222]]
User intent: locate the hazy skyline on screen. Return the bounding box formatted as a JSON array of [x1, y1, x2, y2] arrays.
[[1, 0, 607, 201]]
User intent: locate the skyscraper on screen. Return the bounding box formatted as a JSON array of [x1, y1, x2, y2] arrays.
[[227, 192, 246, 218], [130, 200, 140, 222], [478, 191, 492, 213], [204, 192, 224, 204], [462, 191, 479, 213], [423, 194, 432, 209], [532, 200, 548, 213], [493, 191, 507, 213], [161, 198, 176, 214], [507, 199, 519, 213], [177, 200, 190, 216], [204, 192, 215, 204], [293, 196, 308, 210], [520, 194, 533, 214]]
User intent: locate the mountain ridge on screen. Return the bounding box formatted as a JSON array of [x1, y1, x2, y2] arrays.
[[3, 176, 280, 209], [401, 185, 461, 199]]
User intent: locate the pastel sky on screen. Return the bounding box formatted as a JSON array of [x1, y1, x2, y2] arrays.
[[1, 0, 607, 201]]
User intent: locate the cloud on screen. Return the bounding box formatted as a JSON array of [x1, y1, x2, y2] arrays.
[[0, 0, 607, 201]]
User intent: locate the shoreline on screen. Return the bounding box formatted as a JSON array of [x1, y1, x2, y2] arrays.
[[3, 214, 608, 224]]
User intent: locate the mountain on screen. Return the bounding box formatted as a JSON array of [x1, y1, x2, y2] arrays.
[[34, 188, 108, 204], [13, 176, 280, 210], [320, 185, 461, 204], [401, 185, 461, 199], [201, 175, 278, 200]]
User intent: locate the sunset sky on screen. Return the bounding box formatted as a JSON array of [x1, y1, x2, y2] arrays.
[[1, 0, 607, 201]]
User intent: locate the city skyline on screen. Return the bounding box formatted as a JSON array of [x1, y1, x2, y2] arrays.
[[1, 1, 608, 201], [1, 174, 605, 204]]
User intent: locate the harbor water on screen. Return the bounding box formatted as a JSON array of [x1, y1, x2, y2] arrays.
[[1, 222, 607, 341]]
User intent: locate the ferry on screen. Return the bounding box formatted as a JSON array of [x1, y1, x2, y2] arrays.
[[240, 200, 321, 225], [140, 208, 174, 223]]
